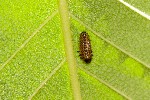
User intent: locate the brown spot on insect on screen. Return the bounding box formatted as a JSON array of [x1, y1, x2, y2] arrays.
[[78, 31, 93, 63]]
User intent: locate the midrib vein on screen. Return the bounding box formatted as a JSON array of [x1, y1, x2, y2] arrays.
[[0, 10, 58, 71], [58, 0, 82, 100]]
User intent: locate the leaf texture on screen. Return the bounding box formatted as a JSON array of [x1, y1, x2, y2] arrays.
[[0, 0, 150, 100]]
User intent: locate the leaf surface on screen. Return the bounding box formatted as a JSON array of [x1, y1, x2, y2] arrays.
[[0, 0, 150, 100]]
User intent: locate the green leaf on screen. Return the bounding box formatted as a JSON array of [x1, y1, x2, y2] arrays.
[[0, 0, 150, 100]]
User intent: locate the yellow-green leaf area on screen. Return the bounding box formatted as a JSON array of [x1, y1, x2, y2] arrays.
[[121, 58, 144, 77]]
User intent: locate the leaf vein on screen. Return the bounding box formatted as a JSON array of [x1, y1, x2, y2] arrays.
[[0, 10, 58, 71], [70, 14, 149, 69], [119, 0, 150, 20], [78, 67, 132, 100], [28, 58, 66, 100]]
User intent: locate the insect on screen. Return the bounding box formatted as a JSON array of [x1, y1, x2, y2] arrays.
[[79, 31, 93, 63]]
